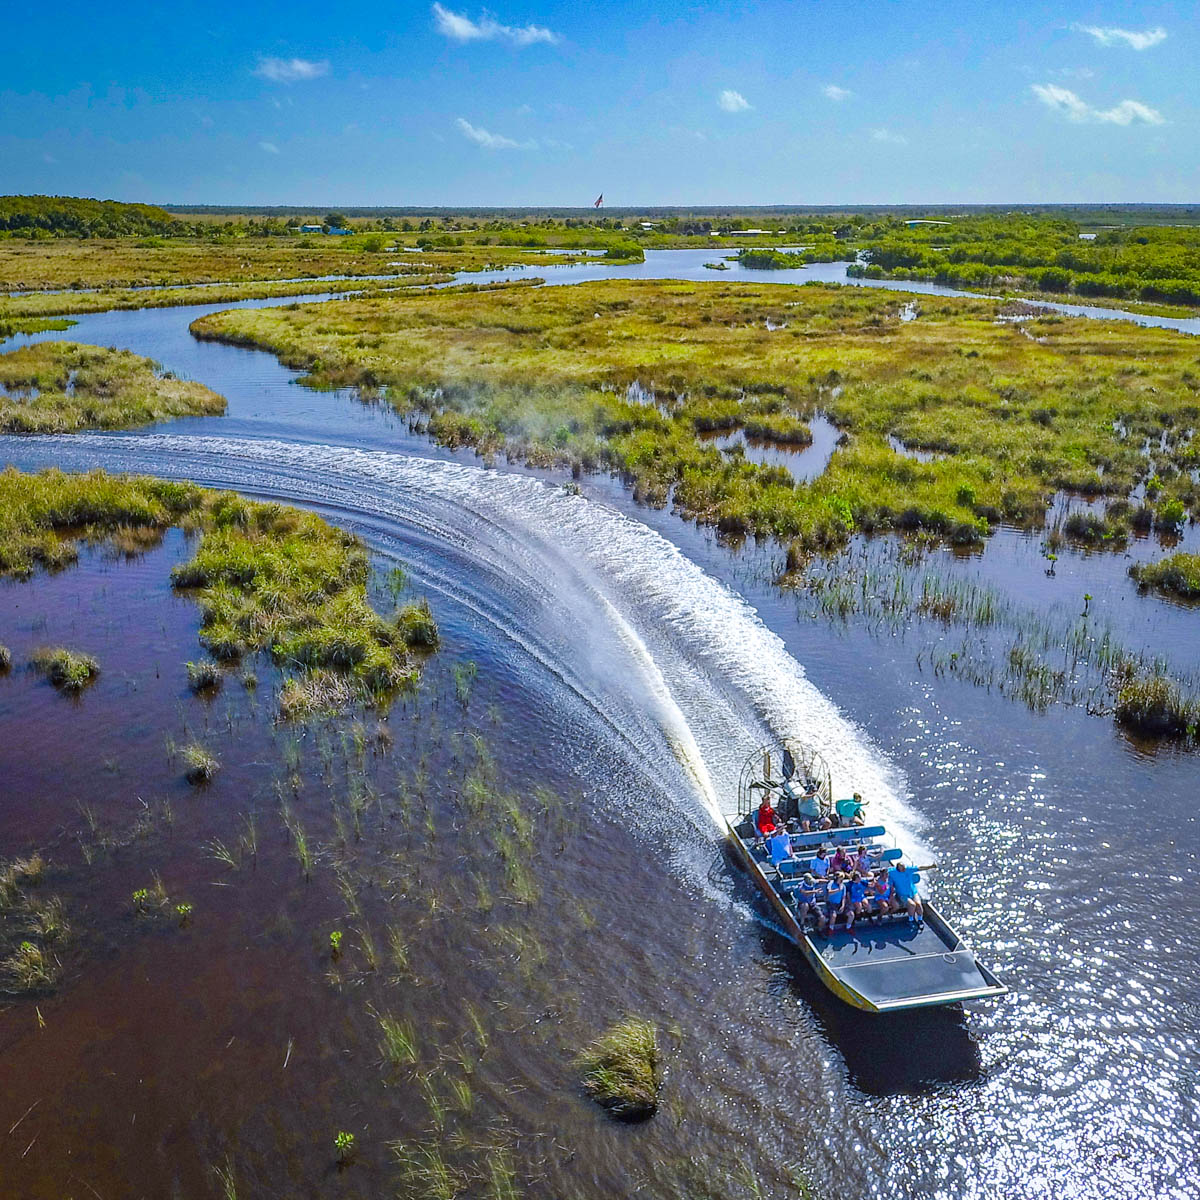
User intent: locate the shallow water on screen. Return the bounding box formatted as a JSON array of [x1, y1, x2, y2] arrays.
[[1, 260, 1199, 1199]]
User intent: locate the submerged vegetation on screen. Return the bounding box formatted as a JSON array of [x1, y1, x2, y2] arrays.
[[1, 855, 67, 995], [0, 341, 225, 433], [577, 1017, 662, 1120], [0, 468, 437, 714], [194, 277, 1200, 556]]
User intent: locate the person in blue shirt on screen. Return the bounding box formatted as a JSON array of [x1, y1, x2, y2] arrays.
[[793, 873, 825, 931], [846, 872, 869, 931], [823, 875, 847, 933], [891, 862, 924, 923], [808, 846, 831, 878], [767, 829, 794, 866]]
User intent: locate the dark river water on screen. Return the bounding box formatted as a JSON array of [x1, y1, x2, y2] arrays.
[[1, 256, 1198, 1199]]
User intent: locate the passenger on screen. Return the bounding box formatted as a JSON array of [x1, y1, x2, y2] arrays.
[[837, 792, 867, 828], [830, 845, 852, 874], [755, 795, 781, 840], [854, 842, 878, 873], [870, 868, 896, 921], [766, 828, 794, 866], [794, 873, 825, 931], [809, 846, 831, 879], [823, 874, 847, 933], [846, 871, 869, 931], [891, 862, 924, 924]]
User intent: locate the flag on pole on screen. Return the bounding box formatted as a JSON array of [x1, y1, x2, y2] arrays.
[[593, 193, 603, 208]]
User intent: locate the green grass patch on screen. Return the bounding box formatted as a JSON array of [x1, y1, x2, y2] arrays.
[[576, 1016, 661, 1120], [1130, 553, 1200, 601], [1114, 671, 1199, 738], [30, 646, 99, 692], [0, 341, 225, 433]]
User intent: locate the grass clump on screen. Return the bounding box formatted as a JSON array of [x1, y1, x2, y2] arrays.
[[1114, 672, 1198, 738], [29, 645, 99, 692], [0, 643, 10, 673], [2, 940, 57, 992], [186, 659, 222, 692], [1131, 553, 1200, 601], [576, 1017, 661, 1121], [0, 341, 226, 433], [182, 741, 220, 785], [0, 855, 67, 995]]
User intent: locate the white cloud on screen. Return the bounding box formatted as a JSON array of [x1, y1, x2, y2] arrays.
[[870, 128, 908, 145], [1050, 66, 1094, 80], [253, 56, 329, 83], [259, 141, 281, 154], [455, 116, 536, 149], [432, 4, 560, 46], [822, 84, 853, 101], [718, 89, 752, 113], [1031, 83, 1164, 125], [1073, 24, 1166, 50]]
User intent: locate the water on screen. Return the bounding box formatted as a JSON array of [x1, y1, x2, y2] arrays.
[[2, 255, 1199, 1199]]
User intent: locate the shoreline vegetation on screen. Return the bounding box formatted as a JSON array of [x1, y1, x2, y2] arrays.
[[0, 342, 225, 433], [0, 468, 438, 715]]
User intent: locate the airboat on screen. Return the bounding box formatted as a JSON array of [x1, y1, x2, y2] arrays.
[[727, 739, 1008, 1012]]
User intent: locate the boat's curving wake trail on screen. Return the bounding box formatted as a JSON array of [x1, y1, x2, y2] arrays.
[[4, 433, 923, 851]]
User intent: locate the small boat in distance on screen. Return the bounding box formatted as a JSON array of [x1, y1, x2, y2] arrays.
[[726, 739, 1008, 1013]]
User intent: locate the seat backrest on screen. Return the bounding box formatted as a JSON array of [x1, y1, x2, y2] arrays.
[[790, 824, 886, 849]]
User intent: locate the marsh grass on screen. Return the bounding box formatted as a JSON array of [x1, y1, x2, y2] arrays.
[[0, 342, 225, 434], [1114, 672, 1199, 738], [0, 467, 438, 715], [375, 1008, 419, 1070], [389, 1144, 461, 1200], [577, 1016, 662, 1120], [182, 741, 220, 784], [194, 278, 1200, 555], [29, 645, 99, 692], [2, 940, 57, 992], [187, 659, 222, 693], [0, 643, 11, 672], [1130, 553, 1200, 601]]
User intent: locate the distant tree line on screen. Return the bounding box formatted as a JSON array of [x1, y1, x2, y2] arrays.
[[849, 217, 1200, 306], [0, 195, 179, 238]]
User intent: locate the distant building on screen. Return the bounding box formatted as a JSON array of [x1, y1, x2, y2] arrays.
[[326, 227, 352, 236], [726, 228, 771, 236], [300, 224, 323, 233]]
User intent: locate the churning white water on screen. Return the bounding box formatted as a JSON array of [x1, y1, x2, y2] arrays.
[[6, 433, 924, 849]]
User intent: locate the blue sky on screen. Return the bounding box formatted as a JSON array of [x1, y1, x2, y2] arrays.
[[3, 1, 1194, 205]]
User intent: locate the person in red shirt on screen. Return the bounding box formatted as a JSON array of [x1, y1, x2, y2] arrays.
[[755, 796, 781, 838]]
